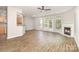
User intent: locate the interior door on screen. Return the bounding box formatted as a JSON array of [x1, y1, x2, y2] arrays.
[[0, 10, 7, 40]]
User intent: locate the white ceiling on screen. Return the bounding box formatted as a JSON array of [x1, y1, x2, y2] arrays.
[[16, 6, 74, 17]]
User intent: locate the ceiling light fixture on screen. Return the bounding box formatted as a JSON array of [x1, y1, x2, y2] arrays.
[[37, 6, 51, 17]]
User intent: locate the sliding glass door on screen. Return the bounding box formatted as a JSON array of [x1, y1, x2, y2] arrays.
[[40, 17, 52, 31]]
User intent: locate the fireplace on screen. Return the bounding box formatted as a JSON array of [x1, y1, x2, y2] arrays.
[[64, 27, 71, 35]]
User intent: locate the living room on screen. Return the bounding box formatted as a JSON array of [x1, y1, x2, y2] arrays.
[[0, 6, 79, 52]]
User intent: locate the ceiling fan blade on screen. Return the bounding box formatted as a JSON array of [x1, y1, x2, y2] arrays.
[[44, 9, 51, 11], [38, 8, 42, 10], [37, 6, 51, 11]]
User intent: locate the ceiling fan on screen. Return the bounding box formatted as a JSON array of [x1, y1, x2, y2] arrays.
[[37, 6, 51, 11]]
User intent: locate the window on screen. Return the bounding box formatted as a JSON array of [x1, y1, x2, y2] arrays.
[[40, 17, 52, 29]]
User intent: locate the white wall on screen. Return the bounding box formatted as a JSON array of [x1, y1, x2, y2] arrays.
[[75, 7, 79, 48], [34, 18, 42, 30], [34, 8, 75, 37], [7, 7, 24, 39], [24, 16, 34, 30], [55, 9, 75, 37]]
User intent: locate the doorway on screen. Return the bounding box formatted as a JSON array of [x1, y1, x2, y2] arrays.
[[0, 6, 7, 40]]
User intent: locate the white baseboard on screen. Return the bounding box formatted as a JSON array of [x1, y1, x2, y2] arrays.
[[7, 33, 24, 39]]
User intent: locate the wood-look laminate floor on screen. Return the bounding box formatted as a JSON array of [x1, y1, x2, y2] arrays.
[[0, 30, 78, 52], [0, 34, 6, 40]]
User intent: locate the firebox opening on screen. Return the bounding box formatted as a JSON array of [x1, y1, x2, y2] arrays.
[[64, 27, 71, 35]]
